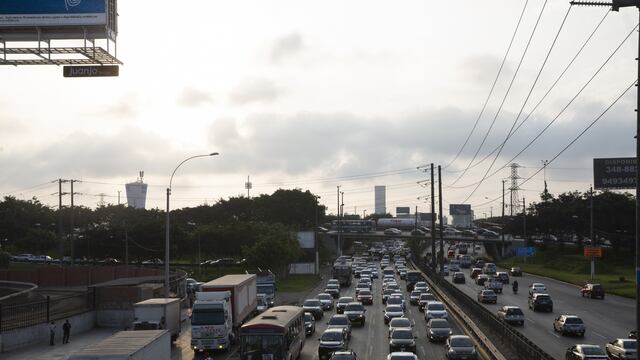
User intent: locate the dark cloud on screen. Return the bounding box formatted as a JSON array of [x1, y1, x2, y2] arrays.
[[270, 33, 304, 64], [177, 87, 215, 107], [229, 78, 283, 105]]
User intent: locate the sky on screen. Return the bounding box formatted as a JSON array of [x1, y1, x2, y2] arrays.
[[0, 0, 638, 217]]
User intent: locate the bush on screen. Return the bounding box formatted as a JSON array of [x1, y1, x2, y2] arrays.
[[0, 251, 10, 269]]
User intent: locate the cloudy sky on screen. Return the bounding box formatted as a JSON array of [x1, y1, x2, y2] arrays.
[[0, 0, 638, 217]]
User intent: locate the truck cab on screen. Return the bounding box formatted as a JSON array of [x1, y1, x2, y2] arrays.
[[191, 291, 233, 352]]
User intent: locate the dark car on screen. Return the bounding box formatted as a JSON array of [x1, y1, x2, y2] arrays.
[[325, 284, 341, 299], [418, 293, 437, 312], [565, 344, 607, 360], [329, 350, 359, 360], [305, 312, 316, 335], [528, 293, 553, 312], [384, 305, 405, 324], [470, 268, 483, 279], [580, 283, 605, 299], [336, 297, 354, 314], [553, 315, 585, 337], [497, 306, 525, 326], [475, 274, 489, 286], [445, 335, 477, 359], [389, 328, 417, 354], [318, 329, 348, 360], [452, 272, 466, 284], [357, 289, 373, 305], [495, 272, 510, 285], [509, 267, 523, 277], [327, 314, 352, 340], [344, 302, 366, 326], [426, 318, 452, 342], [303, 299, 324, 320], [474, 259, 485, 268]]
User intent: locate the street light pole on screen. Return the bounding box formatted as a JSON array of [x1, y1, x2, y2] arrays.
[[165, 152, 219, 298]]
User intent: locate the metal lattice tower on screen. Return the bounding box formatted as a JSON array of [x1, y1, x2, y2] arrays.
[[509, 163, 521, 216]]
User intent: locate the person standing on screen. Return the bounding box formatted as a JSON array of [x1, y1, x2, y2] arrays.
[[49, 321, 56, 346], [63, 320, 71, 344]]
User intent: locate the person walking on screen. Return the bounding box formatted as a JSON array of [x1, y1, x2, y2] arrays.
[[49, 321, 56, 346], [63, 320, 71, 344]]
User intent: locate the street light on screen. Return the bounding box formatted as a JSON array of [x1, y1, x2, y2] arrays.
[[165, 152, 219, 297]]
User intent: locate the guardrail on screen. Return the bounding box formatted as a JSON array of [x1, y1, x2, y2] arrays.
[[414, 258, 555, 360], [0, 281, 38, 302]]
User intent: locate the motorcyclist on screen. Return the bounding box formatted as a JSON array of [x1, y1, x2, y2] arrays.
[[512, 280, 519, 293]]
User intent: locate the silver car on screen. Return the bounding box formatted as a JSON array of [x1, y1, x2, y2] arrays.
[[318, 293, 334, 310], [497, 306, 525, 326], [426, 318, 452, 342], [445, 335, 477, 359], [327, 314, 352, 339]]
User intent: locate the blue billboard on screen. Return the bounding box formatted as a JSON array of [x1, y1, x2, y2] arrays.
[[0, 0, 107, 27], [516, 247, 536, 257]]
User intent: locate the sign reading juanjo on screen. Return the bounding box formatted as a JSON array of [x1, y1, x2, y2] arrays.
[[0, 0, 108, 27]]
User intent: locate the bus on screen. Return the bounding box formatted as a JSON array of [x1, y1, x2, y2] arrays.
[[330, 220, 375, 233], [239, 305, 305, 360]]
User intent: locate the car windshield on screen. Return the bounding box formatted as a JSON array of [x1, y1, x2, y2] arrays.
[[391, 329, 413, 339], [345, 304, 364, 312], [581, 346, 605, 355], [390, 318, 411, 328], [428, 303, 445, 311], [329, 316, 349, 325], [536, 295, 550, 301], [321, 331, 343, 342], [359, 290, 371, 296], [622, 340, 637, 349], [338, 298, 353, 304], [430, 319, 449, 328], [564, 317, 583, 324], [191, 308, 225, 325], [420, 294, 434, 301], [506, 308, 523, 315], [327, 284, 339, 289], [389, 356, 416, 360], [482, 291, 494, 295], [331, 355, 356, 360], [411, 291, 421, 297], [388, 298, 402, 305], [304, 314, 313, 322], [387, 306, 403, 313], [318, 294, 332, 300], [451, 337, 474, 347], [304, 300, 321, 307]]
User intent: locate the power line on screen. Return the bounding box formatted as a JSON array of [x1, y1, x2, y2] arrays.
[[443, 0, 531, 170]]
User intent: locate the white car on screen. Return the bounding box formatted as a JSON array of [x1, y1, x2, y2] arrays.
[[425, 301, 448, 321], [529, 283, 547, 296], [11, 253, 35, 262], [387, 352, 418, 360]]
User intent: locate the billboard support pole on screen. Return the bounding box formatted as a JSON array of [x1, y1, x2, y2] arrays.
[[430, 163, 436, 272], [502, 180, 506, 258], [590, 186, 595, 280], [438, 166, 444, 275]]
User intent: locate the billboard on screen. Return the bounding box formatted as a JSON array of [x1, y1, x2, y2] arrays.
[[583, 247, 602, 258], [516, 247, 536, 257], [450, 204, 472, 216], [296, 231, 315, 249], [396, 207, 410, 215], [593, 157, 636, 190]]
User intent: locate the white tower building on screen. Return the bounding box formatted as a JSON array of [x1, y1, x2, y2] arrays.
[[374, 185, 386, 214], [125, 171, 148, 209]]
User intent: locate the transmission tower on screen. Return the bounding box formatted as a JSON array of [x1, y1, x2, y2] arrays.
[[509, 163, 521, 216]]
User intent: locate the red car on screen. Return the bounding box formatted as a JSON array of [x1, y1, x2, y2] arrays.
[[357, 289, 373, 305]]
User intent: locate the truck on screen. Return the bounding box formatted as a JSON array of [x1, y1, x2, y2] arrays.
[[132, 298, 181, 342], [332, 263, 352, 287], [191, 274, 257, 353], [68, 330, 170, 360], [256, 270, 277, 307]]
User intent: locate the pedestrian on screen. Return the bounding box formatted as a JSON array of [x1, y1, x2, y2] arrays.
[[63, 319, 71, 344], [49, 321, 56, 346]]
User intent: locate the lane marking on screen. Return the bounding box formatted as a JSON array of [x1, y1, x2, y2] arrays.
[[526, 317, 536, 324], [548, 330, 561, 338], [593, 331, 607, 339]]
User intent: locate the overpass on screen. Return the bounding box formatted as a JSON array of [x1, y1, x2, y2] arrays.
[[324, 230, 517, 244]]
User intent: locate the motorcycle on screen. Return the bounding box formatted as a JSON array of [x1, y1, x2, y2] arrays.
[[512, 282, 519, 294]]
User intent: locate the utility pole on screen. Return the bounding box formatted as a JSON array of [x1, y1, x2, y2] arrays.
[[522, 197, 527, 239], [414, 206, 418, 231], [502, 180, 506, 258], [117, 190, 121, 205], [245, 175, 252, 198], [430, 163, 436, 271], [490, 206, 493, 218], [569, 1, 640, 352], [340, 191, 344, 256], [337, 186, 341, 256], [438, 165, 444, 275], [590, 186, 595, 280], [58, 179, 65, 259], [69, 180, 79, 265], [362, 209, 366, 219]]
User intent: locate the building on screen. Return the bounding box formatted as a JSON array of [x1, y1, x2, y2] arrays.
[[125, 171, 148, 209], [374, 186, 386, 214], [450, 204, 473, 228]]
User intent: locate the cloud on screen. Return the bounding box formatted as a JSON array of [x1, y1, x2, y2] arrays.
[[229, 78, 283, 105], [177, 87, 215, 108], [98, 96, 139, 118], [270, 33, 304, 64], [459, 54, 514, 85]]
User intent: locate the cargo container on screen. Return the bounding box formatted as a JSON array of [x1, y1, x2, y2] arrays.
[[68, 330, 170, 360], [132, 298, 181, 341]]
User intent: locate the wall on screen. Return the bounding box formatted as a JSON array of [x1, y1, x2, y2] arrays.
[[0, 310, 95, 352], [0, 266, 161, 288]]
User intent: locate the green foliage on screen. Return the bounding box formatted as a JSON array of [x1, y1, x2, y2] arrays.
[[242, 223, 302, 276], [0, 251, 10, 269], [277, 274, 321, 293]]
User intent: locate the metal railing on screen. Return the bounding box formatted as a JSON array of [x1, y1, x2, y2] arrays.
[[415, 259, 555, 360], [0, 290, 94, 332]]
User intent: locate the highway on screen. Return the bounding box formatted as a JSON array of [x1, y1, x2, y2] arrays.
[[443, 244, 634, 360], [297, 263, 473, 360]]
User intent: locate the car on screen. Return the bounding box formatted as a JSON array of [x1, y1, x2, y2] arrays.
[[630, 330, 637, 339], [482, 262, 497, 276], [484, 279, 503, 294], [445, 335, 477, 359], [328, 279, 340, 287], [475, 274, 489, 286], [386, 352, 419, 360], [327, 314, 352, 339], [477, 290, 497, 304], [440, 265, 450, 276], [387, 295, 405, 310], [303, 299, 324, 320], [452, 272, 466, 284], [565, 344, 607, 360], [336, 297, 354, 314], [411, 229, 426, 236], [495, 272, 510, 285], [424, 301, 448, 321], [385, 283, 400, 293], [318, 328, 348, 360], [141, 258, 163, 265], [357, 289, 373, 305], [554, 315, 585, 337], [325, 284, 341, 298], [399, 269, 408, 279], [305, 312, 316, 335], [497, 306, 525, 326], [474, 259, 486, 268], [426, 318, 452, 342], [318, 293, 335, 310], [355, 283, 370, 296], [509, 267, 523, 277], [418, 293, 437, 311], [580, 283, 605, 299], [382, 289, 396, 304], [388, 317, 413, 336], [470, 268, 482, 279], [409, 291, 422, 305], [11, 253, 35, 262], [529, 283, 547, 296], [529, 293, 553, 312], [329, 350, 359, 360], [384, 305, 405, 324], [605, 338, 637, 360], [384, 228, 402, 235], [343, 302, 366, 326], [388, 328, 417, 354], [414, 282, 428, 292]]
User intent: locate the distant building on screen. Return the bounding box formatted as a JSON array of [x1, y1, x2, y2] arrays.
[[374, 186, 386, 214], [125, 171, 148, 209], [451, 212, 473, 228], [396, 206, 411, 218]]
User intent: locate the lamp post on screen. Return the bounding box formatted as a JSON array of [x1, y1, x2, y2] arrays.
[[165, 152, 219, 297]]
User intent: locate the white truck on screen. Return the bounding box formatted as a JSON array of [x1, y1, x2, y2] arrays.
[[191, 274, 257, 353], [132, 298, 181, 341], [68, 330, 170, 360]]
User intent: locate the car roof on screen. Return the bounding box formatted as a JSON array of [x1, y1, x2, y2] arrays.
[[562, 315, 580, 319], [330, 314, 349, 319], [501, 306, 520, 310], [449, 335, 471, 340], [339, 297, 354, 301]]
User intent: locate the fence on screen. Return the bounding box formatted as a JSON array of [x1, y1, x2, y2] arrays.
[[415, 259, 555, 360], [0, 290, 94, 332]]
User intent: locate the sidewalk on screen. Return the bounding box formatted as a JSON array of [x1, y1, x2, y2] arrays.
[[3, 327, 116, 360]]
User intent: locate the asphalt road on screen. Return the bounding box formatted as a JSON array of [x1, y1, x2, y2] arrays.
[[298, 264, 469, 360], [443, 244, 634, 360]]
